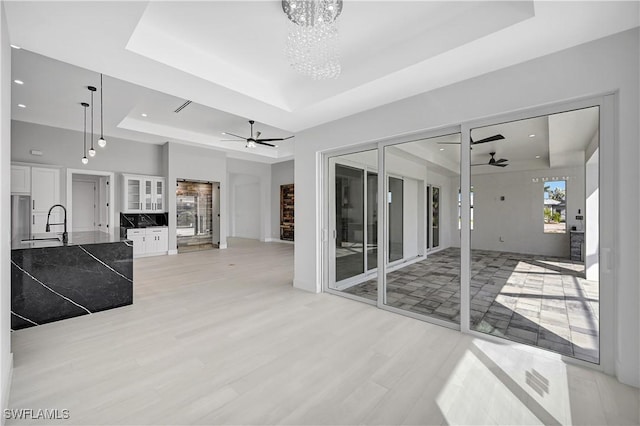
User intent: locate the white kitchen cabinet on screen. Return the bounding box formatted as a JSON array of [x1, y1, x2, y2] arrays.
[[31, 167, 61, 233], [122, 174, 166, 213], [126, 227, 168, 257], [124, 175, 143, 212], [126, 229, 146, 257], [11, 165, 31, 194]]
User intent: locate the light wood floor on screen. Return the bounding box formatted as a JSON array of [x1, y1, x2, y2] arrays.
[[8, 238, 639, 425]]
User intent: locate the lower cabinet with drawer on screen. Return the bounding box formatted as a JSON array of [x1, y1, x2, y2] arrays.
[[126, 227, 168, 257]]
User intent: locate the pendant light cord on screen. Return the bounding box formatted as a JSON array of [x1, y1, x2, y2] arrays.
[[90, 90, 94, 150], [100, 74, 104, 138], [83, 105, 87, 156]]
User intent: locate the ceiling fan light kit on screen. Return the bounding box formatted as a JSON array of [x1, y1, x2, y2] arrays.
[[283, 0, 343, 80]]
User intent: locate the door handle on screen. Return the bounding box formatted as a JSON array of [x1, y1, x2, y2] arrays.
[[32, 216, 35, 225], [32, 200, 35, 210]]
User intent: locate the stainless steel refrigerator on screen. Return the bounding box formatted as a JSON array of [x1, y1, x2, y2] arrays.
[[11, 195, 31, 241]]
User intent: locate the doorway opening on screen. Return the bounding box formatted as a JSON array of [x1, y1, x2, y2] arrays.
[[176, 179, 220, 253], [66, 169, 115, 237]]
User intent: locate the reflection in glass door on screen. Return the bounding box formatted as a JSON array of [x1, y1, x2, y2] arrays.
[[367, 172, 378, 271], [334, 164, 365, 282], [388, 177, 403, 263], [432, 186, 440, 249]]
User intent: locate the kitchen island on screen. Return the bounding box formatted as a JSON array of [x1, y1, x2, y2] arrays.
[[11, 231, 133, 330]]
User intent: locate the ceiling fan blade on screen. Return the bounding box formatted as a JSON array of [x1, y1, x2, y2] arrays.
[[222, 132, 246, 140], [491, 163, 508, 167], [256, 136, 294, 142], [255, 141, 276, 147], [471, 134, 505, 145], [256, 131, 261, 139], [495, 158, 508, 164], [437, 142, 461, 144], [221, 139, 245, 142]]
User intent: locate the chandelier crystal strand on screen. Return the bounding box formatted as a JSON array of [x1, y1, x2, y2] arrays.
[[283, 0, 343, 80]]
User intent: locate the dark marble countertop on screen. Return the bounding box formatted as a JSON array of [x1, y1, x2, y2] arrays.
[[12, 231, 129, 250]]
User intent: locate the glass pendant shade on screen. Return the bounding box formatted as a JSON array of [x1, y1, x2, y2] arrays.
[[98, 137, 106, 148]]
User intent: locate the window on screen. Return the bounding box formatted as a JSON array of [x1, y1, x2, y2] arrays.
[[543, 180, 566, 233]]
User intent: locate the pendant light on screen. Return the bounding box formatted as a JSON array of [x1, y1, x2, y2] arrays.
[[88, 86, 96, 157], [81, 102, 89, 164], [98, 74, 107, 148]]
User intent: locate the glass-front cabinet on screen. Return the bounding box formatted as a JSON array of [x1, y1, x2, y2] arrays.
[[122, 174, 166, 213]]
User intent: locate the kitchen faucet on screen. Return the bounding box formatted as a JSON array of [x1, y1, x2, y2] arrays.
[[45, 204, 68, 244]]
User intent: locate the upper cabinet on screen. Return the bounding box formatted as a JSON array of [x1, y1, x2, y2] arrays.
[[11, 165, 31, 194], [122, 174, 166, 213]]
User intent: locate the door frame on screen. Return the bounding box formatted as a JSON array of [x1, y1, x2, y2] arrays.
[[66, 169, 115, 238]]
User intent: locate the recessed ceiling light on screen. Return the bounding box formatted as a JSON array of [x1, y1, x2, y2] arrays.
[[13, 79, 24, 85], [141, 113, 147, 117], [10, 44, 21, 50], [221, 132, 227, 135], [439, 148, 445, 151], [536, 155, 541, 159], [275, 145, 279, 148], [17, 104, 26, 108], [529, 134, 535, 138]]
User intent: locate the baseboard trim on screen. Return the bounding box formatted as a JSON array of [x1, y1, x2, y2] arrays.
[[293, 279, 320, 293], [265, 238, 294, 245], [168, 249, 178, 255], [219, 243, 227, 249]]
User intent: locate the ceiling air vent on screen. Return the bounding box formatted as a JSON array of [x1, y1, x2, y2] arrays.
[[174, 100, 192, 113]]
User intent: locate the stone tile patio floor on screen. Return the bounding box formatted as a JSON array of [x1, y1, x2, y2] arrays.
[[343, 247, 600, 363]]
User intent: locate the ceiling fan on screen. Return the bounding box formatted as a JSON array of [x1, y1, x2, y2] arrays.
[[221, 120, 294, 148], [472, 152, 509, 167], [437, 134, 505, 148]]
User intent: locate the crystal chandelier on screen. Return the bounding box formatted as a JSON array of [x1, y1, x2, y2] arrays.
[[282, 0, 343, 80]]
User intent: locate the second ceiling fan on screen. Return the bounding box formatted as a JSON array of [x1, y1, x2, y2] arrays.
[[222, 120, 294, 148], [472, 152, 509, 167]]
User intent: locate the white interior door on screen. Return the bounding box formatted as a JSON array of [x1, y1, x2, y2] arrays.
[[72, 180, 97, 232]]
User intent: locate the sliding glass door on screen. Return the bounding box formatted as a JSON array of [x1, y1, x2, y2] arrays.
[[381, 133, 461, 325], [328, 151, 378, 301]]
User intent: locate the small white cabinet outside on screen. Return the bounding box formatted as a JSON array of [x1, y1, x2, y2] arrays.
[[126, 227, 168, 257], [11, 165, 31, 194], [122, 174, 166, 213]]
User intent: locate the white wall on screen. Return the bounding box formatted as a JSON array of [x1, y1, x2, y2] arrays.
[[271, 160, 294, 240], [294, 29, 639, 386], [469, 166, 583, 257], [227, 158, 271, 242], [0, 2, 12, 412], [230, 176, 261, 239], [166, 142, 227, 251]]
